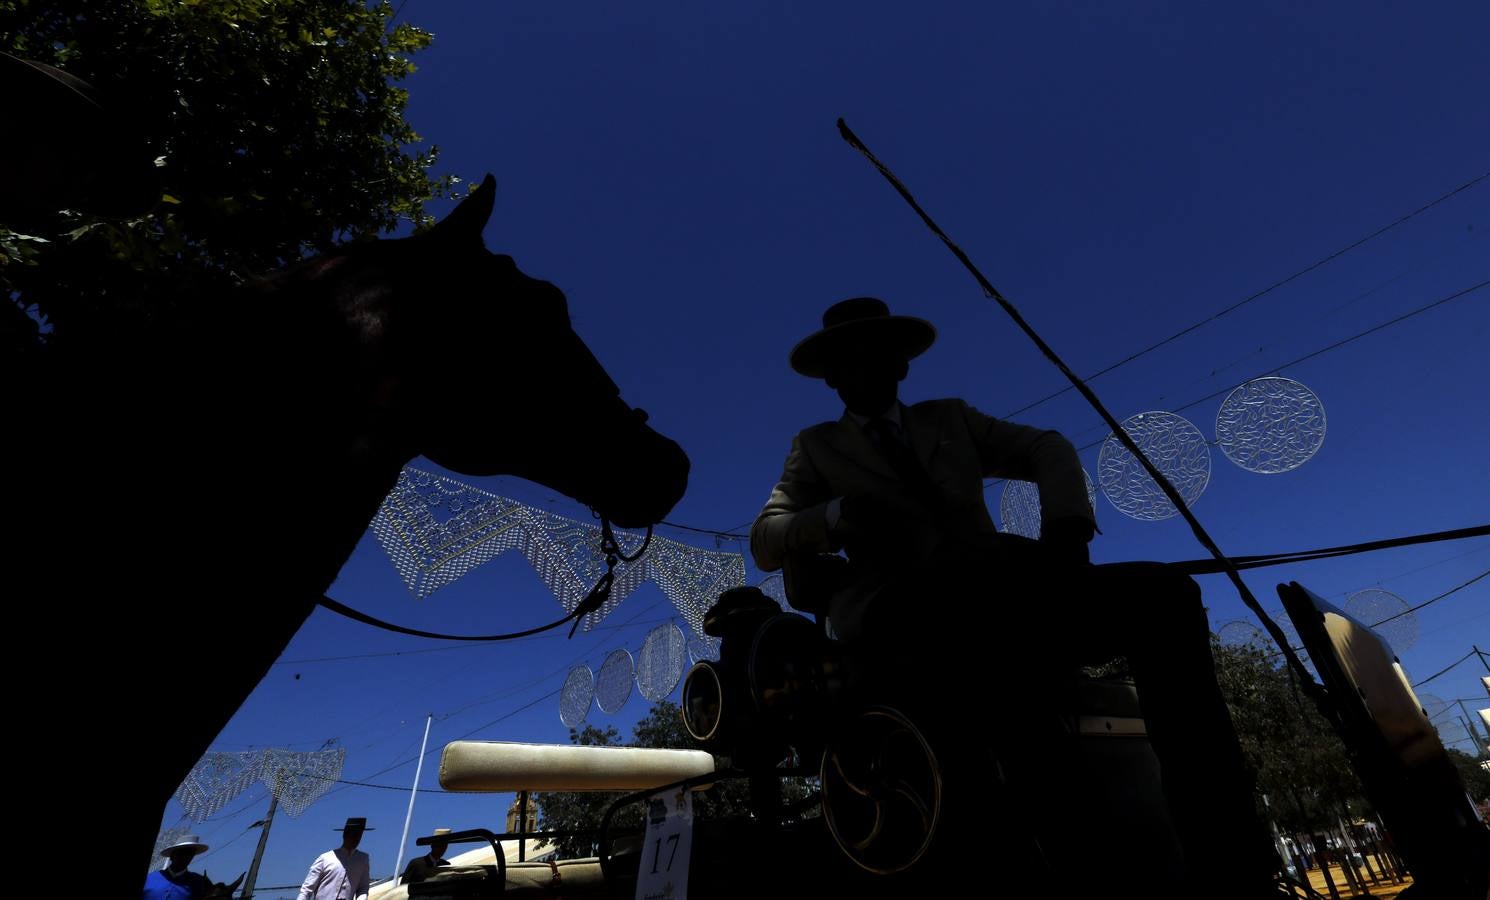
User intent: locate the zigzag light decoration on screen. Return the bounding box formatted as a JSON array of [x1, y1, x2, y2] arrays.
[[372, 467, 745, 640], [175, 748, 346, 822]]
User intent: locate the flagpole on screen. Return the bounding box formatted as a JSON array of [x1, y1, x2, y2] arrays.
[[393, 715, 434, 883]]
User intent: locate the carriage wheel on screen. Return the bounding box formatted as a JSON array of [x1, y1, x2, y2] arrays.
[[820, 706, 942, 875]]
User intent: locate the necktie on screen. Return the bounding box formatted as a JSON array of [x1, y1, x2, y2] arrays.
[[864, 418, 937, 497]]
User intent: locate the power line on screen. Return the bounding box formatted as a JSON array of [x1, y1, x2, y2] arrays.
[[274, 615, 676, 665], [1412, 650, 1478, 688], [1353, 544, 1490, 593], [386, 0, 414, 28], [1372, 570, 1489, 627], [1000, 171, 1489, 419], [660, 519, 748, 540], [317, 599, 670, 798], [1046, 277, 1487, 460]]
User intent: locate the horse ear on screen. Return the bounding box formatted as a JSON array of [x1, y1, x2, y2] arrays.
[[426, 174, 496, 244], [230, 873, 245, 889]]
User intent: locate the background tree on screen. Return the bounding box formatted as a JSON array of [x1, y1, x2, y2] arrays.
[[537, 700, 817, 859], [1445, 747, 1490, 803], [0, 0, 457, 356], [1212, 639, 1370, 841]]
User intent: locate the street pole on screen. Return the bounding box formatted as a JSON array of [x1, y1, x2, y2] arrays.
[[242, 791, 279, 900], [1457, 700, 1488, 756], [393, 714, 434, 883]]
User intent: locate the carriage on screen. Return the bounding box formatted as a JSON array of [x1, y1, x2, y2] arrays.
[[363, 570, 1489, 899]]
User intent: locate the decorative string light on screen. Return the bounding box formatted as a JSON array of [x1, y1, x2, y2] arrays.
[[1098, 411, 1211, 521], [259, 748, 346, 818], [595, 648, 635, 714], [636, 623, 686, 702], [998, 470, 1098, 539], [373, 468, 746, 642], [1217, 619, 1269, 650], [559, 665, 594, 729], [1215, 376, 1327, 474], [175, 748, 345, 822], [1344, 588, 1419, 653]]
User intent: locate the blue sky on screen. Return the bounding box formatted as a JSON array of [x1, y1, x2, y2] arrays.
[[179, 1, 1488, 892]]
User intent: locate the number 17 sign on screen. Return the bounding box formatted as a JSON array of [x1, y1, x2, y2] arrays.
[[635, 786, 693, 900]]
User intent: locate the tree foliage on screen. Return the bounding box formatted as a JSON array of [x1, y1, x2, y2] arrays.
[[1445, 747, 1490, 803], [0, 0, 457, 354], [536, 700, 815, 859], [1212, 640, 1368, 833]]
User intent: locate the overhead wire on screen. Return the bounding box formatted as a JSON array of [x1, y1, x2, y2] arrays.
[[1370, 570, 1488, 627], [986, 277, 1489, 485], [1411, 650, 1478, 688], [997, 171, 1488, 420]]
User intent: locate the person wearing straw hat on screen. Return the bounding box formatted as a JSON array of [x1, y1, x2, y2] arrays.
[[399, 828, 453, 886], [143, 835, 211, 900], [297, 817, 373, 900], [751, 296, 1282, 898]]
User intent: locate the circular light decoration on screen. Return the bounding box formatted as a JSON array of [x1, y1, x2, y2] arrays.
[[1097, 411, 1211, 521], [1214, 376, 1326, 474], [999, 469, 1099, 539], [688, 636, 720, 664], [559, 665, 594, 729], [1217, 619, 1269, 651], [636, 623, 687, 702], [1416, 693, 1471, 750], [1270, 610, 1300, 652], [1344, 588, 1418, 653], [595, 648, 635, 714]]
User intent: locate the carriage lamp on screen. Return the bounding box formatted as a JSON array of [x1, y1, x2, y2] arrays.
[[680, 586, 844, 767]]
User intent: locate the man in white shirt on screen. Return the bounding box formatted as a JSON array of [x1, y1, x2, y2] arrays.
[[297, 817, 372, 900]]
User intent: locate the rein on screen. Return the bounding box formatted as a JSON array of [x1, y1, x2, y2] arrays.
[[318, 518, 654, 642]]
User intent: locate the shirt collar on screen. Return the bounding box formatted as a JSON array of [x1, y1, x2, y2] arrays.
[[846, 401, 902, 429]]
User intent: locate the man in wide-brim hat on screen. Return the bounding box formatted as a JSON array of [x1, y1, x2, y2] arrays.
[[297, 818, 373, 900], [750, 296, 1280, 898], [143, 835, 211, 900], [400, 827, 454, 885], [752, 295, 1095, 589]]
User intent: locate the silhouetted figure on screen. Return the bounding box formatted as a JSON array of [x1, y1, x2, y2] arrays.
[[143, 835, 211, 900], [400, 827, 453, 885], [752, 297, 1278, 898], [11, 172, 689, 900]]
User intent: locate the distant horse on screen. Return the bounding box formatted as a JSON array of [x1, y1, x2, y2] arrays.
[[200, 873, 245, 900], [10, 177, 688, 897]]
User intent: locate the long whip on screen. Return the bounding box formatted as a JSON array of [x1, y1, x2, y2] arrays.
[[836, 117, 1321, 694]]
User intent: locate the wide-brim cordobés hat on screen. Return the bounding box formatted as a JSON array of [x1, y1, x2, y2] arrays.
[[334, 817, 374, 832], [789, 297, 936, 378], [160, 835, 209, 857]]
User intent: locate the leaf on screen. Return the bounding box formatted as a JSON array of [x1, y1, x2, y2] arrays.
[[160, 194, 182, 205]]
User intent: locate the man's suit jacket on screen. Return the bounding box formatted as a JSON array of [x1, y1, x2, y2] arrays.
[[400, 853, 450, 885], [750, 398, 1093, 578]]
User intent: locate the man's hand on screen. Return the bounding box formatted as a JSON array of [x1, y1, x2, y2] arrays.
[[1041, 516, 1095, 566]]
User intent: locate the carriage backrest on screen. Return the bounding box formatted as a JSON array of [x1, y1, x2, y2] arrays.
[[1278, 581, 1489, 895]]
